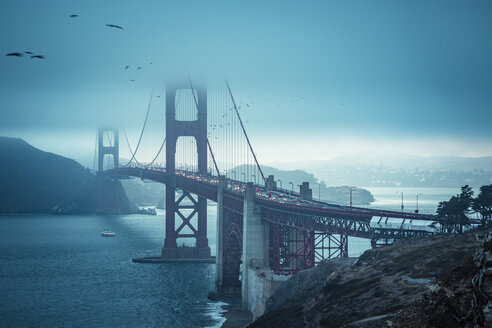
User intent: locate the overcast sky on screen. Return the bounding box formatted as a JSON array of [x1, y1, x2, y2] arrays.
[[1, 0, 491, 163]]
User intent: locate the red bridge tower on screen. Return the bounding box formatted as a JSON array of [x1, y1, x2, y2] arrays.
[[162, 83, 211, 259]]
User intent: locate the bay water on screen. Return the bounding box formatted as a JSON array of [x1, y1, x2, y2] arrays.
[[0, 208, 224, 328], [0, 187, 458, 326]]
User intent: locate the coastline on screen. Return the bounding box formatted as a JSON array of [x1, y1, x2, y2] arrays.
[[220, 304, 252, 328], [207, 292, 253, 328]]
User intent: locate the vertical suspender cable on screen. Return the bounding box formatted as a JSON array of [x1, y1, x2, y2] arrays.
[[225, 79, 265, 183], [188, 78, 220, 176], [126, 90, 154, 166], [92, 131, 98, 173]]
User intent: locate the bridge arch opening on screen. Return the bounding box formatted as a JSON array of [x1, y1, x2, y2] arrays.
[[101, 130, 116, 147], [100, 154, 117, 170], [223, 227, 242, 289], [175, 88, 198, 121], [175, 136, 198, 172]]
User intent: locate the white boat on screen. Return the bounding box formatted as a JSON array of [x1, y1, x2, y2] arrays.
[[101, 229, 116, 237]]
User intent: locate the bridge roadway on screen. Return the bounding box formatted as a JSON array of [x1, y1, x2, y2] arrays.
[[104, 165, 447, 240]]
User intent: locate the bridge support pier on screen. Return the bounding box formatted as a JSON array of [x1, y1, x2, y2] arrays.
[[242, 183, 269, 309], [161, 181, 211, 259], [96, 177, 122, 214], [218, 176, 244, 294]]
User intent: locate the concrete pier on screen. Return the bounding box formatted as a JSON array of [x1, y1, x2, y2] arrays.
[[161, 246, 211, 259], [242, 183, 269, 310]]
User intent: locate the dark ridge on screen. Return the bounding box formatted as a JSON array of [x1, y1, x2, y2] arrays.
[[0, 136, 134, 214]]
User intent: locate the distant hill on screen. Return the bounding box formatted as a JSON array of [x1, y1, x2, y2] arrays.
[[0, 137, 133, 214], [230, 164, 374, 205], [269, 152, 492, 188]]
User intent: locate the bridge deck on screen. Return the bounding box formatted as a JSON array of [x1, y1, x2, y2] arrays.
[[104, 165, 469, 239]]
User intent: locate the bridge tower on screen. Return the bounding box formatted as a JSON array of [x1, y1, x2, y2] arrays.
[[162, 83, 211, 259], [97, 127, 120, 214], [98, 127, 119, 172]]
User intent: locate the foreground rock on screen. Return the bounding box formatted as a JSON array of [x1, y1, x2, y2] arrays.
[[249, 233, 484, 327], [389, 238, 492, 328]]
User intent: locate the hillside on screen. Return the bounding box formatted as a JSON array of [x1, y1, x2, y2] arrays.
[[249, 233, 486, 328], [231, 164, 375, 205], [0, 137, 133, 214], [270, 153, 492, 188]]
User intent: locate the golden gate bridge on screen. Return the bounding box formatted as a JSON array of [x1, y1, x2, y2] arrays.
[[93, 79, 475, 308]]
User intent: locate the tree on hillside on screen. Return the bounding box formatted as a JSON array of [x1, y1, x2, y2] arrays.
[[436, 185, 473, 234], [472, 184, 492, 226]]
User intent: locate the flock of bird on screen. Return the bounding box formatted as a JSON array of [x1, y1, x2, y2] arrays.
[[4, 13, 323, 108], [4, 13, 138, 80], [5, 52, 45, 59]]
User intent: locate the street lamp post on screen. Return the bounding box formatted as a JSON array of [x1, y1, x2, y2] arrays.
[[396, 191, 404, 212], [416, 193, 423, 214]]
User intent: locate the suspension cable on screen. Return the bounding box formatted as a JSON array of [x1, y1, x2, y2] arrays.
[[148, 137, 166, 167], [126, 90, 154, 166], [207, 137, 221, 176], [123, 128, 144, 166], [92, 131, 98, 173], [188, 78, 220, 176], [225, 78, 266, 183], [107, 131, 113, 170]]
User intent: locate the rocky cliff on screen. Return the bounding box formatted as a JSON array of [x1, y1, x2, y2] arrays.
[[249, 232, 489, 327]]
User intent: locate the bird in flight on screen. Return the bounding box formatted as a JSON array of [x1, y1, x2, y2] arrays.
[[24, 51, 33, 55], [137, 67, 142, 70], [6, 52, 23, 57], [31, 55, 46, 59], [130, 79, 135, 82], [125, 66, 130, 70], [106, 24, 124, 30], [70, 14, 78, 18]]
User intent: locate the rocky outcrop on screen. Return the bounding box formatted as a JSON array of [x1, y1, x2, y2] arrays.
[[389, 238, 492, 328], [264, 259, 357, 315], [249, 233, 484, 328]]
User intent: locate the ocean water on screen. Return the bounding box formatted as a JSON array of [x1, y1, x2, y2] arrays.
[[0, 187, 458, 326], [0, 211, 224, 328], [347, 187, 461, 257], [364, 186, 461, 215]]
